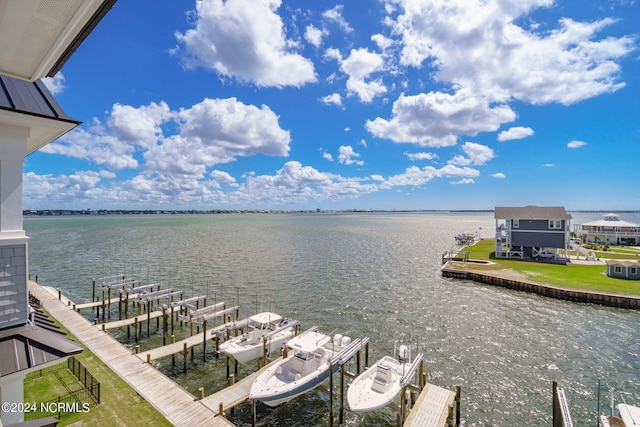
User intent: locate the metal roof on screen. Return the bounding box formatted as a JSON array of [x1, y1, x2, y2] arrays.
[[494, 205, 572, 220], [0, 324, 82, 378], [0, 73, 80, 154]]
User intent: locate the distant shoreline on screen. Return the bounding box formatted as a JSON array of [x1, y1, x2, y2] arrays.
[[22, 209, 640, 217]]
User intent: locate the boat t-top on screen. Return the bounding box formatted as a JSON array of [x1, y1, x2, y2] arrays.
[[217, 312, 298, 364], [249, 327, 357, 407]]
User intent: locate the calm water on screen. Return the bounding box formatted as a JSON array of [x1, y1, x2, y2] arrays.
[[24, 212, 640, 426]]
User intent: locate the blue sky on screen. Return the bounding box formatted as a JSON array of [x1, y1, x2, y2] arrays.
[[28, 0, 639, 211]]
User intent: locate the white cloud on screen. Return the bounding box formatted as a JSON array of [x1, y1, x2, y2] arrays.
[[359, 139, 367, 148], [42, 72, 65, 95], [388, 0, 634, 105], [542, 163, 555, 167], [323, 5, 353, 33], [320, 93, 343, 107], [448, 142, 494, 166], [567, 140, 587, 148], [491, 172, 506, 179], [323, 152, 334, 161], [45, 97, 290, 180], [450, 178, 475, 185], [338, 145, 364, 166], [210, 170, 238, 187], [498, 126, 535, 142], [372, 34, 393, 51], [305, 24, 327, 48], [405, 152, 437, 161], [366, 90, 515, 147], [175, 0, 316, 87], [384, 164, 479, 187], [340, 48, 387, 102]]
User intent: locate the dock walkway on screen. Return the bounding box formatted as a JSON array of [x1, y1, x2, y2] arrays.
[[201, 357, 282, 413], [403, 383, 456, 427], [29, 282, 232, 427], [99, 310, 164, 330]]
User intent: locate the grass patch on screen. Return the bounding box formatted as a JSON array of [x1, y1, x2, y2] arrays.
[[25, 370, 78, 402], [452, 239, 640, 296], [26, 314, 172, 427]]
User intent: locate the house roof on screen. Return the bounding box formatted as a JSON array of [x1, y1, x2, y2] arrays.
[[0, 324, 82, 378], [0, 0, 118, 81], [0, 73, 80, 154], [494, 205, 572, 220], [580, 214, 639, 228], [606, 259, 639, 267]]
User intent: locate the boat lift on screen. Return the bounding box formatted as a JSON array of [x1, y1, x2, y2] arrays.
[[328, 337, 370, 426]]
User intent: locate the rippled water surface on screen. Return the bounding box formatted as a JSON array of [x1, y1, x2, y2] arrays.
[[25, 212, 640, 426]]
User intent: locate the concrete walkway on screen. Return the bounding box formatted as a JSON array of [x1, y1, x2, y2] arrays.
[[29, 281, 232, 427]]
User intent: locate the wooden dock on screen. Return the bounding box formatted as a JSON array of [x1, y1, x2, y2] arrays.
[[201, 357, 282, 413], [403, 383, 457, 427], [98, 310, 164, 330], [29, 282, 232, 427], [136, 327, 221, 362]]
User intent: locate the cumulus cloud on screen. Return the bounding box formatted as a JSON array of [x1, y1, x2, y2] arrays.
[[366, 90, 515, 147], [450, 178, 475, 185], [338, 145, 364, 166], [323, 5, 353, 33], [320, 93, 343, 107], [567, 140, 587, 148], [405, 152, 438, 161], [491, 172, 506, 179], [45, 97, 290, 180], [449, 142, 495, 166], [42, 72, 65, 95], [498, 126, 535, 142], [174, 0, 316, 87], [388, 0, 634, 105], [305, 24, 327, 47], [339, 48, 387, 102]]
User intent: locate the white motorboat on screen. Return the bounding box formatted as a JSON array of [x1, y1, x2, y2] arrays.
[[347, 344, 416, 413], [600, 387, 640, 427], [217, 312, 297, 364], [249, 328, 354, 407]]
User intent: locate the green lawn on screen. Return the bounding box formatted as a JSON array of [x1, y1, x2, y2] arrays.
[[452, 239, 640, 296], [26, 315, 172, 427]]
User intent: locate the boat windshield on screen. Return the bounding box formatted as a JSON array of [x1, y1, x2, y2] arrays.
[[294, 350, 311, 361]]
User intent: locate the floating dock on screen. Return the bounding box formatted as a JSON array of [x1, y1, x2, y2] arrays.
[[403, 383, 458, 427]]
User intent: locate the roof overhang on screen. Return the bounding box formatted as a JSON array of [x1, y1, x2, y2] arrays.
[[0, 0, 117, 82], [0, 108, 79, 155]]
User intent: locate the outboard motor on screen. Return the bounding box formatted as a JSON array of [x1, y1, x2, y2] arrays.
[[333, 334, 343, 347], [398, 345, 410, 363]]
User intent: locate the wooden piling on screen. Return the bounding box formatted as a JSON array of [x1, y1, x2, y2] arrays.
[[456, 384, 461, 426], [183, 342, 188, 373], [339, 363, 345, 424], [198, 387, 204, 400]]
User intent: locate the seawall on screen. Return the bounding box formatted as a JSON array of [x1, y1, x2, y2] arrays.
[[441, 262, 640, 309]]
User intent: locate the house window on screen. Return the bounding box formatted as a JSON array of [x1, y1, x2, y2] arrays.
[[614, 266, 622, 273], [512, 219, 519, 228], [549, 220, 562, 229], [632, 267, 637, 275]]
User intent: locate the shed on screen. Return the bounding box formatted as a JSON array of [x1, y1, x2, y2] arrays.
[[606, 259, 640, 280]]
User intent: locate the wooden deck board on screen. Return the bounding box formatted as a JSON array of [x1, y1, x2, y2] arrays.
[[97, 310, 164, 330], [202, 357, 282, 412], [403, 383, 456, 427], [29, 282, 232, 427]]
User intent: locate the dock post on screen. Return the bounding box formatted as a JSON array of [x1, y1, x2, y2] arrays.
[[147, 307, 151, 337], [215, 336, 220, 360], [171, 335, 176, 365], [219, 402, 224, 418], [198, 387, 204, 400], [134, 319, 139, 342], [107, 288, 111, 320], [419, 359, 424, 389], [400, 385, 407, 424], [329, 363, 334, 426], [251, 400, 256, 427], [203, 319, 207, 363], [229, 375, 236, 418], [146, 353, 151, 364], [456, 384, 461, 426], [262, 338, 268, 366], [101, 288, 105, 321], [183, 342, 188, 373], [365, 342, 369, 368], [58, 289, 61, 300], [92, 279, 96, 303], [356, 348, 361, 376], [162, 308, 167, 346], [339, 363, 345, 424], [447, 403, 454, 426], [226, 355, 230, 378], [171, 306, 174, 335]]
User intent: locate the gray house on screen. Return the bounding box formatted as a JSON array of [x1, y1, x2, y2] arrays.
[[495, 206, 572, 260], [606, 260, 640, 280]]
